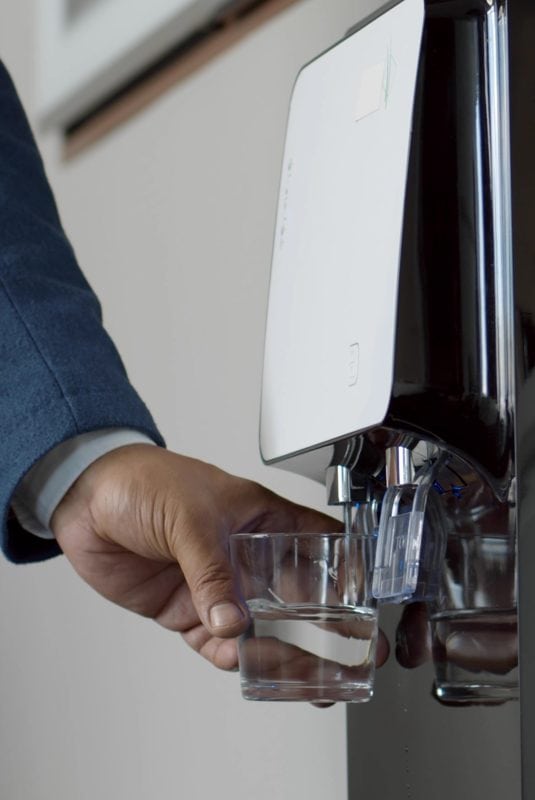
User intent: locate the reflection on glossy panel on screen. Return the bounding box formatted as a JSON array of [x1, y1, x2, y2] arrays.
[[346, 0, 532, 796]]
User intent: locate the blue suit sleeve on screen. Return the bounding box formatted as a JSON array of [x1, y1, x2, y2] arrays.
[[0, 62, 165, 563]]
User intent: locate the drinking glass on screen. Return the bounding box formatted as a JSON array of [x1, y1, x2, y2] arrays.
[[430, 533, 518, 703], [230, 532, 378, 703]]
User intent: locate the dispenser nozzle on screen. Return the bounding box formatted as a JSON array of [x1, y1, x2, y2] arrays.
[[385, 445, 415, 487], [325, 464, 354, 534]]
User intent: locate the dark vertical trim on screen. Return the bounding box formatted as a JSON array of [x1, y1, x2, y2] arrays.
[[509, 0, 535, 796]]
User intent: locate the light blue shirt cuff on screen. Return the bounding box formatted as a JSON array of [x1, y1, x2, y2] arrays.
[[11, 429, 156, 539]]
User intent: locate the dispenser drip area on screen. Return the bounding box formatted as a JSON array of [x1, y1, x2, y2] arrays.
[[338, 438, 518, 707]]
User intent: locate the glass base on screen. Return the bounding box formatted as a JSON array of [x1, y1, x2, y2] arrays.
[[434, 681, 519, 704], [241, 679, 373, 703]]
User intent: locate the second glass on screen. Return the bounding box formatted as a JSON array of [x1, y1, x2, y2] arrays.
[[230, 532, 378, 703], [430, 533, 518, 704]]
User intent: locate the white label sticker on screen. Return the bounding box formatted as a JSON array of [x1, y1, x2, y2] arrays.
[[355, 61, 385, 121]]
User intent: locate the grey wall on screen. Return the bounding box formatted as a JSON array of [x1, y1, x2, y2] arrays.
[[0, 1, 374, 798]]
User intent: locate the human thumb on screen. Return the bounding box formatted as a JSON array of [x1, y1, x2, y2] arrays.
[[172, 523, 249, 639]]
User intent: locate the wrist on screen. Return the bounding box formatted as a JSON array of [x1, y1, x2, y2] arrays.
[[52, 443, 159, 545]]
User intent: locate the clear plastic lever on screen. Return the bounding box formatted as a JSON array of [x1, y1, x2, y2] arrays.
[[372, 451, 447, 603]]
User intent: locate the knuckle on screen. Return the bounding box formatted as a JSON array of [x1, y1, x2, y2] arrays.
[[191, 562, 233, 599]]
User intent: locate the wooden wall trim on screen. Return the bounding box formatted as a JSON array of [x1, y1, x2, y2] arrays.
[[64, 0, 302, 159]]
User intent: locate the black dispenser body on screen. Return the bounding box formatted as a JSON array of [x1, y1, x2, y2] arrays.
[[346, 1, 535, 797]]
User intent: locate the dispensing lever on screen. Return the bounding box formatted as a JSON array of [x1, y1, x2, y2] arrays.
[[372, 446, 447, 603]]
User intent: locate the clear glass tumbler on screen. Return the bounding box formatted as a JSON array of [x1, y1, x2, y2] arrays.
[[430, 533, 518, 704], [230, 532, 378, 703]]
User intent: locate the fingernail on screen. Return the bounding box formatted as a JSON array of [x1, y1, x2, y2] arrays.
[[209, 602, 244, 629]]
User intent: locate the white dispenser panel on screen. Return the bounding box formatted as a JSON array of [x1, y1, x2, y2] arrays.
[[260, 0, 424, 463]]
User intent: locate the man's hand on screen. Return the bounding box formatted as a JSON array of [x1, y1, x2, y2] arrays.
[[52, 444, 340, 671]]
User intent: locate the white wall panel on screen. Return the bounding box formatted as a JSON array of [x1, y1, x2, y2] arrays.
[[0, 2, 380, 798]]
